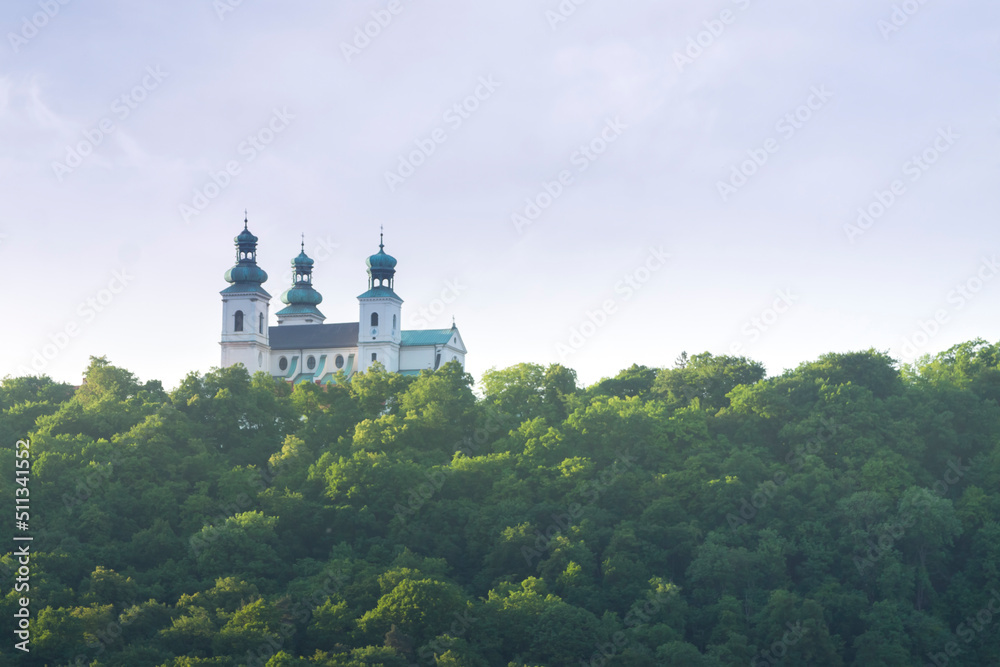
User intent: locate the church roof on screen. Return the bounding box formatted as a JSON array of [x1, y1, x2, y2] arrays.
[[400, 329, 457, 347], [357, 286, 402, 301], [269, 322, 359, 350], [221, 283, 270, 297]]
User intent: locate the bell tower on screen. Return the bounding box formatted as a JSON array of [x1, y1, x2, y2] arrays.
[[220, 213, 271, 371], [357, 229, 402, 372], [276, 236, 326, 326]]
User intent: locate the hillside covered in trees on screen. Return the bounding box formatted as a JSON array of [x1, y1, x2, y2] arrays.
[[3, 342, 1000, 666]]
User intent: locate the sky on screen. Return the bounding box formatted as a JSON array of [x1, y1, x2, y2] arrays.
[[1, 0, 998, 390]]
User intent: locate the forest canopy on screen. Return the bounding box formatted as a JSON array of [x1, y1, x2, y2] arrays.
[[3, 341, 1000, 666]]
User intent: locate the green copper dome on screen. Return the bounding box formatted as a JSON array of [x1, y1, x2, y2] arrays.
[[281, 284, 323, 306], [225, 263, 268, 284], [365, 231, 397, 295], [366, 246, 397, 271], [277, 239, 325, 319], [236, 226, 258, 245], [293, 250, 315, 268], [224, 215, 268, 290]]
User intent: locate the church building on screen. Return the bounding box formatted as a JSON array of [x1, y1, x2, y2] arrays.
[[220, 217, 467, 382]]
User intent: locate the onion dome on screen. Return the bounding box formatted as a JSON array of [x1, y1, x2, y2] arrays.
[[292, 248, 314, 268], [365, 229, 397, 291], [276, 236, 325, 320], [223, 213, 268, 291], [367, 244, 397, 271]]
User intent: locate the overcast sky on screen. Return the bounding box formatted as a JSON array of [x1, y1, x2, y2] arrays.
[[1, 0, 998, 390]]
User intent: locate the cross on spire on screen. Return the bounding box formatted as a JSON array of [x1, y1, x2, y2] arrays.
[[301, 233, 305, 252], [379, 225, 384, 250], [244, 209, 248, 230]]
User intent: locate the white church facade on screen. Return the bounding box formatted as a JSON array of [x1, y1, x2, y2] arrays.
[[220, 217, 466, 382]]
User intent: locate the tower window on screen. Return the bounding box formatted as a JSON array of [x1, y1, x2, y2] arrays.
[[370, 312, 379, 327], [392, 314, 396, 331], [435, 353, 441, 370], [258, 313, 264, 333], [371, 353, 377, 362], [234, 310, 244, 332], [307, 356, 316, 370], [279, 357, 288, 371]]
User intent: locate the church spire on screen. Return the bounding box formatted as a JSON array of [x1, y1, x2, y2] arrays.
[[225, 213, 268, 288], [365, 228, 397, 292], [275, 237, 325, 325]]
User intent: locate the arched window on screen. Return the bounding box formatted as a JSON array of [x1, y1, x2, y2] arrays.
[[392, 314, 396, 331], [434, 353, 441, 370], [234, 310, 244, 332], [370, 312, 379, 327], [371, 353, 377, 362], [258, 313, 264, 333]]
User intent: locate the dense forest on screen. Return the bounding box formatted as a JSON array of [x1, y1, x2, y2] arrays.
[[3, 342, 1000, 666]]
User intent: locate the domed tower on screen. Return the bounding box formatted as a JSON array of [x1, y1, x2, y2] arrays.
[[220, 214, 271, 371], [357, 229, 402, 372], [276, 237, 326, 326]]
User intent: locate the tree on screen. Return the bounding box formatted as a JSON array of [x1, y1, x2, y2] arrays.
[[357, 577, 467, 646], [652, 353, 765, 411]]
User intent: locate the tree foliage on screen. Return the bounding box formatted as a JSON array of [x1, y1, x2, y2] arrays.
[[3, 346, 1000, 665]]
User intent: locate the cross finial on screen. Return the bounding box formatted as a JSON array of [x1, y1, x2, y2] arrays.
[[301, 232, 305, 252], [244, 209, 248, 229], [379, 224, 384, 250]]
